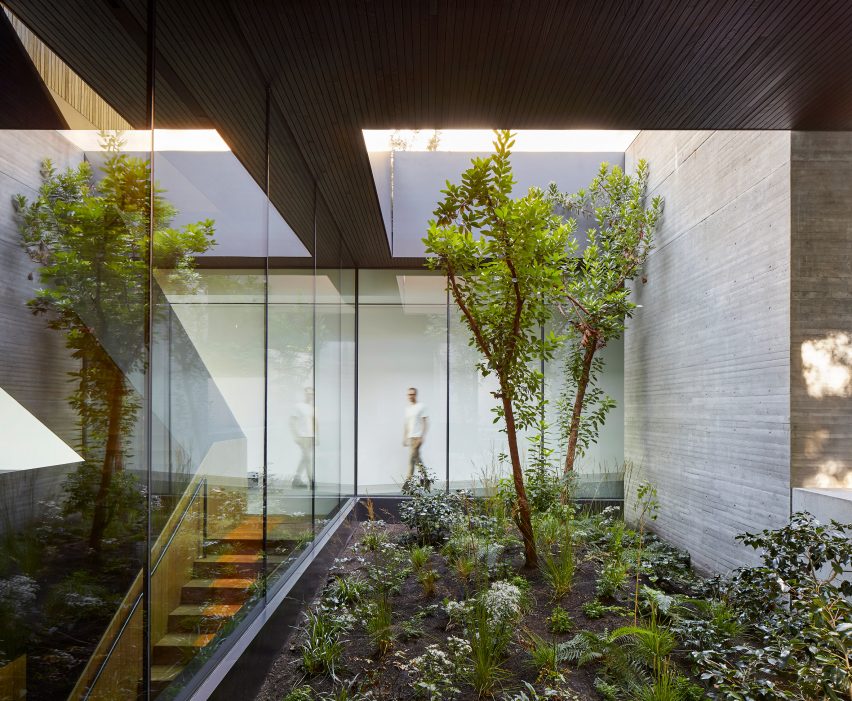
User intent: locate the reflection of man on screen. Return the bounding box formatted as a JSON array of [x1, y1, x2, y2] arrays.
[[403, 387, 428, 479], [290, 386, 315, 488]]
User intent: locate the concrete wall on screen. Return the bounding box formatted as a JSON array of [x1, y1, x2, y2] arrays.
[[0, 130, 83, 527], [0, 131, 81, 448], [370, 150, 624, 257], [624, 131, 792, 572], [790, 132, 852, 490]]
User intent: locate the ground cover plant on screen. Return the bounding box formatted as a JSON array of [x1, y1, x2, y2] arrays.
[[255, 468, 852, 701]]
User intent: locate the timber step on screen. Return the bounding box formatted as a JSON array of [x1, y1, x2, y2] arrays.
[[168, 603, 243, 633], [180, 578, 255, 605], [152, 632, 216, 665], [204, 537, 299, 556], [192, 552, 287, 578], [150, 514, 308, 696], [151, 664, 184, 696]]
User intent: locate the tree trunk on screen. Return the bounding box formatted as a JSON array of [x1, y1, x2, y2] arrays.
[[501, 392, 537, 569], [89, 366, 126, 552], [563, 338, 598, 477]]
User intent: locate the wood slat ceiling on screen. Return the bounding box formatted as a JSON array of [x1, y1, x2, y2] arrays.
[[6, 0, 852, 267]]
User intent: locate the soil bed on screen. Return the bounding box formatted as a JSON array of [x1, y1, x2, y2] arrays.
[[255, 511, 696, 701]]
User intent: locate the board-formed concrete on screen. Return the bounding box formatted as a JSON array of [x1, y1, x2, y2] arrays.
[[0, 130, 80, 451], [624, 131, 792, 572], [790, 132, 852, 491]]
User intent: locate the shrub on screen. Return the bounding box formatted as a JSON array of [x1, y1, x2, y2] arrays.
[[467, 597, 511, 697], [406, 636, 472, 701], [301, 609, 345, 678], [400, 466, 466, 545], [525, 632, 561, 680], [363, 593, 394, 656], [547, 606, 574, 634], [691, 512, 852, 700], [410, 545, 433, 571], [418, 568, 440, 597], [596, 556, 629, 600]]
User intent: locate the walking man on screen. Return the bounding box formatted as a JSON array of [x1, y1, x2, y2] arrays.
[[403, 387, 428, 480]]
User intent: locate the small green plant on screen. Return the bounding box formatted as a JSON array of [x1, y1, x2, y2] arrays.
[[467, 597, 511, 697], [534, 512, 575, 599], [400, 465, 466, 545], [364, 593, 394, 655], [581, 599, 628, 620], [454, 554, 476, 583], [539, 542, 575, 600], [400, 610, 426, 641], [301, 608, 345, 678], [410, 545, 433, 571], [547, 606, 574, 634], [418, 568, 440, 597], [633, 481, 659, 624], [525, 631, 562, 680], [596, 556, 629, 600], [282, 686, 313, 701], [406, 636, 471, 701], [325, 575, 366, 609], [562, 622, 676, 697], [360, 520, 386, 552]]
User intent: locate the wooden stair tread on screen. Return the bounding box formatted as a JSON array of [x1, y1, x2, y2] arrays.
[[170, 603, 243, 618], [155, 632, 216, 648], [195, 553, 287, 564], [196, 553, 261, 564], [151, 664, 184, 682], [184, 578, 255, 589]]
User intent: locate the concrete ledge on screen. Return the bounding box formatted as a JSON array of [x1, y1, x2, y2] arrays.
[[792, 487, 852, 524]]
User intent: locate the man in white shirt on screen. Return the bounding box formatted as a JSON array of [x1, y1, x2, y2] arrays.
[[290, 386, 315, 488], [403, 387, 428, 480]]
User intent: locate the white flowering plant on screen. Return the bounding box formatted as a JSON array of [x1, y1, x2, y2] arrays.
[[405, 636, 472, 701]]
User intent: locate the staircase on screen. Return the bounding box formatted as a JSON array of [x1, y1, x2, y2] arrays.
[[149, 515, 301, 696]]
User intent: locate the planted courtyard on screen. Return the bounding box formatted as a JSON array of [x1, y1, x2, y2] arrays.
[[261, 469, 851, 700]]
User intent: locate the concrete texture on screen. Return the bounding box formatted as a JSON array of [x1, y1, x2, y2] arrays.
[[790, 132, 852, 489], [793, 487, 852, 524], [0, 130, 82, 527], [624, 131, 792, 572], [370, 150, 624, 257]]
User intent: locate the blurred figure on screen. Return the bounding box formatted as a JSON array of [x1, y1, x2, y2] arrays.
[[290, 386, 315, 488], [402, 387, 428, 479]]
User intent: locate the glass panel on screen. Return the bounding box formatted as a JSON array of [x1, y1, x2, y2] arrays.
[[339, 267, 357, 499], [265, 102, 318, 592], [448, 310, 541, 492], [267, 270, 315, 556], [0, 5, 149, 699], [543, 324, 626, 499], [357, 270, 448, 493]]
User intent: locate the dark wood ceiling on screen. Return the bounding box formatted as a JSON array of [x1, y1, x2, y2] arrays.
[[7, 0, 852, 266]]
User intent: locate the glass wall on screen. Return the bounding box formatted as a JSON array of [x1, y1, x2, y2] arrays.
[[0, 6, 622, 700], [357, 271, 449, 492], [0, 5, 355, 699], [0, 1, 150, 697], [357, 270, 625, 494]]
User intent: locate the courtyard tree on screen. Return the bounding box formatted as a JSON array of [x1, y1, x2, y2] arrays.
[[424, 130, 574, 568], [547, 161, 662, 478], [15, 133, 215, 553]]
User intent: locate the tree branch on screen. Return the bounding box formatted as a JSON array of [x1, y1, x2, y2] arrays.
[[447, 263, 495, 366]]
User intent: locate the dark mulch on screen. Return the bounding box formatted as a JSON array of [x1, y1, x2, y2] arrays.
[[255, 521, 638, 701]]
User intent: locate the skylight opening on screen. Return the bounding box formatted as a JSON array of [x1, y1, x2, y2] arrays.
[[363, 129, 639, 153]]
